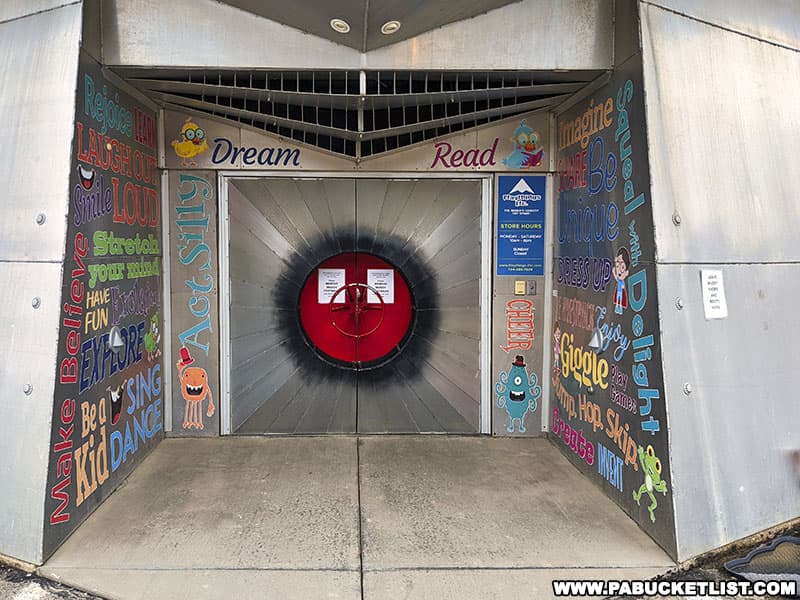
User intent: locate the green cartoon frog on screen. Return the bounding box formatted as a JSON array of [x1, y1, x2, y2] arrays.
[[144, 313, 161, 362], [633, 444, 668, 523]]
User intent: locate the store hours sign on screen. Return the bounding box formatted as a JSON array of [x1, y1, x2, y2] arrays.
[[496, 175, 546, 276]]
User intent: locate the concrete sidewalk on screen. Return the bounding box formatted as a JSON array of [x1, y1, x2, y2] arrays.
[[40, 437, 674, 599]]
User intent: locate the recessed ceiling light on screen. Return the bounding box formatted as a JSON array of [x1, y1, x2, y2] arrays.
[[330, 18, 351, 34], [381, 20, 401, 35]]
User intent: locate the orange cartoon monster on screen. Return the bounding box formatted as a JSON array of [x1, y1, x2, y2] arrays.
[[176, 346, 214, 430]]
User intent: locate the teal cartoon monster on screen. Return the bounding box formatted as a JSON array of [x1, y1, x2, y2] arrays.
[[144, 313, 161, 362], [495, 355, 541, 433], [633, 444, 668, 522]]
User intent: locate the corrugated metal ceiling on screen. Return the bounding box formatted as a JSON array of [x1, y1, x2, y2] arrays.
[[121, 68, 598, 158]]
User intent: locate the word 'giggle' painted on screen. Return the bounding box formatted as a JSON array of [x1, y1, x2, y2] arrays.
[[560, 332, 609, 390]]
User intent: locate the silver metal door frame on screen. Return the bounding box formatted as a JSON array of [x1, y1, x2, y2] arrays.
[[217, 171, 493, 435]]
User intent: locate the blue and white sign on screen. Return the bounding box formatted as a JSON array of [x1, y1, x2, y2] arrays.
[[496, 175, 546, 276]]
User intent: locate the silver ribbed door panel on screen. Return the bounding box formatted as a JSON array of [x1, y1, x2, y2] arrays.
[[228, 179, 357, 434], [227, 177, 481, 434]]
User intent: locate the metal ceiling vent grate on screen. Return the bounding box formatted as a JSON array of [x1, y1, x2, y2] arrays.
[[125, 70, 591, 159]]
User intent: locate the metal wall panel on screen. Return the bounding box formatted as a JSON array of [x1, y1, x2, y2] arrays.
[[0, 263, 64, 564], [644, 0, 800, 52], [615, 0, 640, 65], [366, 0, 613, 71], [0, 4, 81, 262], [0, 0, 77, 23], [81, 0, 102, 61], [0, 3, 82, 565], [103, 0, 612, 71], [641, 4, 800, 263], [657, 264, 800, 560], [103, 0, 361, 69], [642, 4, 800, 559]]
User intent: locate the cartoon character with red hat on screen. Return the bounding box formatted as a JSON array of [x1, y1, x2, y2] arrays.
[[176, 346, 214, 430], [495, 355, 541, 433]]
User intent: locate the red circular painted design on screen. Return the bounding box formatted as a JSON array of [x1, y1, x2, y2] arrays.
[[298, 253, 413, 367]]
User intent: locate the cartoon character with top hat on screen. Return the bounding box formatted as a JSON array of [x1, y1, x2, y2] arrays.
[[176, 346, 214, 430], [495, 355, 541, 433]]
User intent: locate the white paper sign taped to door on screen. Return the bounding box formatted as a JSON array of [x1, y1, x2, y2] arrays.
[[318, 269, 346, 303], [701, 269, 728, 319], [367, 269, 394, 304]]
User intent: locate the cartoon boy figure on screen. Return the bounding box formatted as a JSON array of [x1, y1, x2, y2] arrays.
[[553, 322, 562, 374], [613, 247, 630, 314]]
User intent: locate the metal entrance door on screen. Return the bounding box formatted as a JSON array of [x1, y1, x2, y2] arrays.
[[226, 177, 483, 434]]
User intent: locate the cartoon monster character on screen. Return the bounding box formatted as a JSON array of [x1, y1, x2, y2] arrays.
[[170, 117, 209, 167], [633, 444, 668, 523], [144, 313, 161, 362], [502, 119, 544, 169], [106, 380, 126, 425], [495, 355, 542, 433], [176, 346, 214, 430], [613, 247, 630, 314]]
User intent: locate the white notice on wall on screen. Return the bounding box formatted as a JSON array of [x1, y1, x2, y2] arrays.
[[701, 269, 728, 320], [318, 269, 346, 303], [367, 269, 394, 304]]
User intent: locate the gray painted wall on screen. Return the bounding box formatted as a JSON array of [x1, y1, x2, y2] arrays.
[[0, 3, 82, 564], [640, 1, 800, 560], [168, 172, 220, 436]]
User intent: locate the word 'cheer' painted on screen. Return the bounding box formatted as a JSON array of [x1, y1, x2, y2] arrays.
[[501, 299, 534, 353]]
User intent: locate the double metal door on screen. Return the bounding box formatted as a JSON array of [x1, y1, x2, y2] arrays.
[[227, 178, 482, 434]]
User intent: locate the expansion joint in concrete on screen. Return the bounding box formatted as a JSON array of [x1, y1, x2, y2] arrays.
[[356, 437, 365, 600]]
